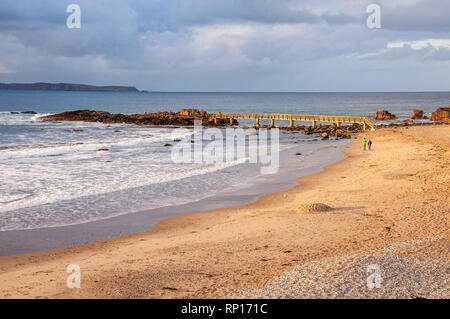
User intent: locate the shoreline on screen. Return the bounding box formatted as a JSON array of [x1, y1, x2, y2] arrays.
[[0, 125, 448, 298], [0, 140, 349, 257]]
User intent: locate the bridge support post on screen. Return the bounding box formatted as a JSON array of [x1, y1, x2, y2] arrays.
[[289, 119, 294, 127], [336, 122, 341, 127], [363, 122, 366, 131], [270, 119, 275, 128], [230, 118, 234, 126], [214, 117, 217, 125], [255, 119, 260, 128], [312, 120, 316, 128]]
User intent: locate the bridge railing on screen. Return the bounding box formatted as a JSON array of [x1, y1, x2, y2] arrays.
[[211, 112, 375, 130]]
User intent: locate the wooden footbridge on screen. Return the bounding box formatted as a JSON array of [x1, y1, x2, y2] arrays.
[[212, 112, 376, 130]]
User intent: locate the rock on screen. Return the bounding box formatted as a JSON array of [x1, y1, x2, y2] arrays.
[[98, 148, 109, 151], [430, 107, 450, 123], [295, 203, 333, 213], [374, 110, 397, 120], [320, 133, 328, 137], [402, 119, 414, 125], [10, 111, 19, 114], [21, 110, 37, 114], [40, 109, 231, 127], [411, 109, 425, 119], [164, 144, 172, 147], [295, 153, 302, 156], [178, 108, 207, 117]]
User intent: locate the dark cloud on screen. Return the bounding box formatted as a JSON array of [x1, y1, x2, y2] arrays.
[[0, 0, 449, 91], [131, 0, 361, 32], [381, 0, 450, 32]]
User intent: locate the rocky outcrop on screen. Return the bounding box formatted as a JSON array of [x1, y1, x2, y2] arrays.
[[41, 109, 365, 138], [411, 109, 426, 119], [178, 108, 207, 117], [10, 110, 40, 114], [40, 109, 231, 127], [295, 123, 361, 138], [374, 110, 397, 120], [430, 107, 450, 123]]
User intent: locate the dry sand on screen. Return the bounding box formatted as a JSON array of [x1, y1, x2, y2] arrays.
[[0, 125, 448, 299]]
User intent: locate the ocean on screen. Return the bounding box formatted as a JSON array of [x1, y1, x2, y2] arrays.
[[0, 91, 448, 247]]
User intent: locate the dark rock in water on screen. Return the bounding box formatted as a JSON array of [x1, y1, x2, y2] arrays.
[[173, 139, 181, 142], [164, 144, 172, 147], [178, 108, 207, 117], [40, 109, 366, 139], [411, 109, 425, 119], [430, 107, 450, 123], [40, 109, 231, 127], [113, 130, 121, 133], [98, 148, 109, 151], [21, 110, 37, 114], [296, 153, 302, 156], [374, 110, 397, 120], [10, 111, 19, 114]]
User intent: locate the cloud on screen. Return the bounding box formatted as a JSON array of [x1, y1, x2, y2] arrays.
[[0, 0, 449, 91], [379, 0, 450, 32], [387, 39, 450, 50], [132, 0, 361, 32], [356, 38, 450, 62]]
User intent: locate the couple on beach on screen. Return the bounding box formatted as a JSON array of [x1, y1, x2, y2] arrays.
[[363, 137, 372, 151]]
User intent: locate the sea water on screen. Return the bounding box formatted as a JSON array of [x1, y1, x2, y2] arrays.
[[0, 91, 448, 232]]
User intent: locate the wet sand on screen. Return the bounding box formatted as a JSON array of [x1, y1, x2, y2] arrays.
[[0, 143, 347, 257], [0, 125, 448, 298]]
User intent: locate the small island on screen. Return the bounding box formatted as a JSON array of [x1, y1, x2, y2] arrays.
[[0, 82, 141, 93]]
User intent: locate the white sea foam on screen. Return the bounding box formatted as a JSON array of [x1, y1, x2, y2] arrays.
[[0, 111, 342, 230]]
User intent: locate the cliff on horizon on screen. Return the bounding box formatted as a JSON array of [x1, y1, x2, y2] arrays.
[[0, 82, 140, 92]]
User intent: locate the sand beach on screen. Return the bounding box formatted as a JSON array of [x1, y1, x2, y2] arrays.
[[0, 124, 448, 299]]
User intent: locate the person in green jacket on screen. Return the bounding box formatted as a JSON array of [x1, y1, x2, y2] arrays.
[[363, 137, 367, 151]]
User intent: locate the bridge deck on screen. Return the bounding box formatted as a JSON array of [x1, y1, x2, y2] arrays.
[[213, 112, 376, 130]]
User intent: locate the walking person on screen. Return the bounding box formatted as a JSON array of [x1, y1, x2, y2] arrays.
[[368, 139, 372, 151], [363, 137, 367, 151]]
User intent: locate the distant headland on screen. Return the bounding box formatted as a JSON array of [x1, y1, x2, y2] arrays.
[[0, 82, 144, 93]]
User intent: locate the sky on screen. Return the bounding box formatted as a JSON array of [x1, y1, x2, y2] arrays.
[[0, 0, 449, 92]]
